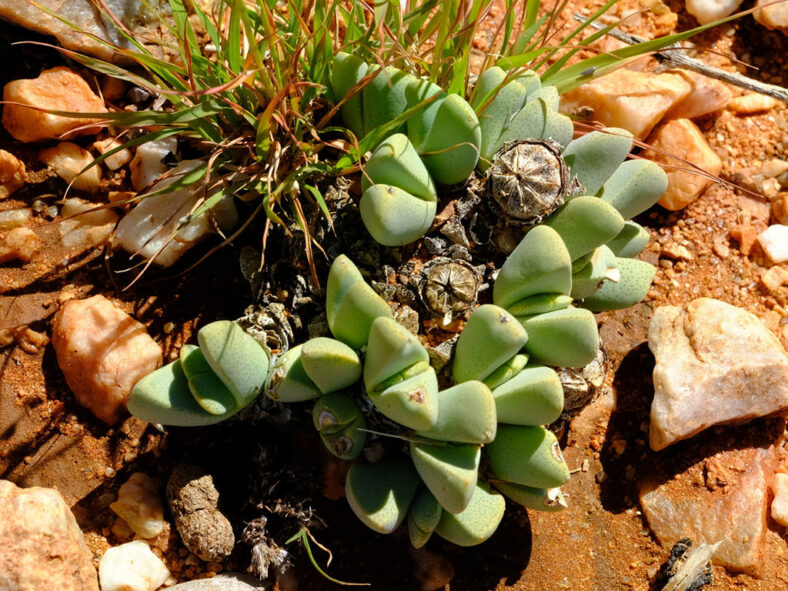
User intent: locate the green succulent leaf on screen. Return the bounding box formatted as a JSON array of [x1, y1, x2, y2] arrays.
[[453, 304, 528, 384], [301, 337, 362, 395], [492, 364, 564, 426], [326, 255, 393, 349], [506, 293, 573, 318], [562, 129, 633, 195], [404, 78, 445, 149], [329, 51, 368, 138], [360, 185, 438, 246], [598, 159, 669, 220], [494, 481, 567, 512], [266, 345, 322, 402], [434, 480, 505, 547], [128, 359, 238, 426], [493, 225, 572, 310], [417, 381, 497, 445], [415, 94, 481, 185], [197, 320, 269, 407], [580, 258, 657, 311], [482, 353, 530, 391], [607, 221, 650, 258], [407, 486, 442, 548], [486, 425, 570, 489], [360, 133, 436, 200], [368, 367, 439, 431], [472, 67, 528, 165], [362, 66, 418, 138], [520, 307, 599, 368], [410, 441, 480, 514], [313, 391, 364, 433], [570, 245, 619, 300], [180, 344, 237, 415], [345, 459, 420, 534], [544, 196, 625, 261], [364, 317, 430, 393]]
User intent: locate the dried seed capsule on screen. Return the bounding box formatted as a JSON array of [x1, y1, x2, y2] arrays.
[[420, 258, 480, 324], [487, 140, 569, 225]]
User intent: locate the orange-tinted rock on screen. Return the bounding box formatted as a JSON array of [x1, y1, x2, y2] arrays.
[[559, 69, 691, 139], [640, 445, 775, 571], [94, 138, 132, 171], [728, 93, 779, 115], [51, 295, 162, 424], [644, 118, 722, 211], [772, 473, 788, 527], [2, 67, 106, 143], [0, 480, 100, 590], [0, 148, 25, 198]]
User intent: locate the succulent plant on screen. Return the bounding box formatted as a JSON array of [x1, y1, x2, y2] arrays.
[[329, 54, 481, 246], [128, 321, 270, 426]]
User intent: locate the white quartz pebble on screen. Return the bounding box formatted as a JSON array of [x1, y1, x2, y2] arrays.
[[99, 540, 170, 591], [757, 224, 788, 263], [685, 0, 744, 25], [109, 473, 165, 539], [129, 136, 178, 191]]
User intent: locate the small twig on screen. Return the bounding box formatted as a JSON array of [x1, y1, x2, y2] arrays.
[[574, 14, 788, 102]]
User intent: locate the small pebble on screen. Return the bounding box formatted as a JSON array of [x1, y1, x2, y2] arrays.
[[98, 540, 170, 591], [729, 94, 779, 115], [109, 473, 166, 539], [0, 148, 25, 199], [0, 227, 40, 264], [771, 473, 788, 527], [39, 142, 101, 192], [758, 225, 788, 263]]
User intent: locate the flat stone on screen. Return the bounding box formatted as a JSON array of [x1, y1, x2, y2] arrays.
[[94, 137, 132, 171], [0, 480, 99, 590], [2, 67, 106, 143], [0, 148, 25, 198], [645, 118, 722, 211], [685, 0, 744, 24], [755, 0, 788, 34], [640, 445, 775, 571], [167, 574, 267, 590], [51, 295, 162, 424], [559, 69, 691, 140], [167, 464, 235, 562], [98, 540, 170, 591], [0, 0, 172, 63], [649, 298, 788, 450], [58, 198, 119, 249]]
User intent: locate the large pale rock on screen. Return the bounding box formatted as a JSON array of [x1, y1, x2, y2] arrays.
[[129, 136, 179, 191], [98, 540, 170, 591], [109, 473, 166, 539], [559, 69, 691, 139], [0, 480, 99, 591], [0, 1, 171, 62], [754, 0, 788, 34], [51, 295, 163, 424], [649, 298, 788, 450], [645, 118, 722, 211], [640, 446, 775, 571], [685, 0, 744, 24], [2, 67, 106, 143], [167, 574, 267, 590], [117, 159, 238, 267], [0, 148, 25, 198], [40, 142, 101, 192]]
